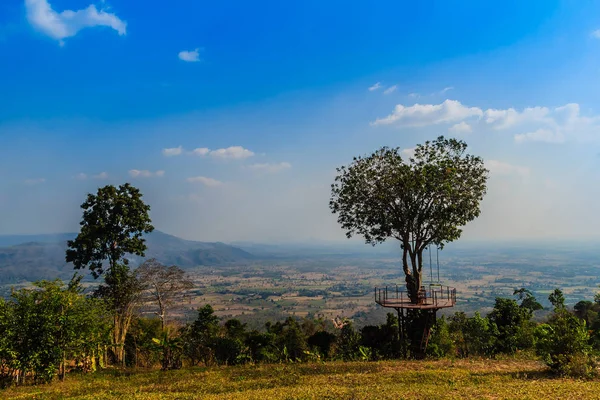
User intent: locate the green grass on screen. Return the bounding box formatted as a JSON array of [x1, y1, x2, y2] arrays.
[[4, 359, 600, 399]]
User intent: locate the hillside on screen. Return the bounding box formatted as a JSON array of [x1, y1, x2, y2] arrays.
[[0, 231, 255, 284], [3, 359, 597, 399]]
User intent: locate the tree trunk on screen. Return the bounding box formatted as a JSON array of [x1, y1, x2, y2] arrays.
[[403, 248, 423, 303]]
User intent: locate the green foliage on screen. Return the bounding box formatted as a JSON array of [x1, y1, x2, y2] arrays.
[[307, 331, 336, 359], [427, 317, 455, 358], [66, 183, 154, 278], [124, 317, 162, 368], [549, 288, 566, 311], [360, 313, 400, 360], [488, 297, 534, 354], [66, 183, 154, 366], [336, 321, 362, 361], [151, 332, 184, 371], [330, 136, 488, 299], [448, 312, 497, 357], [0, 278, 110, 386], [513, 288, 543, 316], [535, 293, 596, 377], [182, 305, 220, 366]]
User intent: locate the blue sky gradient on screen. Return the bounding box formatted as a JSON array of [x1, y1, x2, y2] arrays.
[[2, 0, 600, 243]]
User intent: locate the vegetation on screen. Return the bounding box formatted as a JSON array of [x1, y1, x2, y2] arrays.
[[4, 359, 600, 400], [2, 152, 600, 396], [136, 259, 193, 330], [66, 183, 154, 365], [330, 136, 488, 301], [330, 136, 488, 357]]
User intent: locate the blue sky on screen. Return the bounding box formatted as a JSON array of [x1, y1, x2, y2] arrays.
[[2, 0, 600, 243]]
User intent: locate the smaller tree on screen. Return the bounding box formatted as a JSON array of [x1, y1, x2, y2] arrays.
[[182, 305, 220, 366], [535, 289, 595, 377], [514, 288, 543, 316], [136, 259, 194, 331], [487, 297, 535, 354]]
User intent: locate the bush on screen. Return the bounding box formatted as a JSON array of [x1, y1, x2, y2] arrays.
[[534, 290, 596, 377]]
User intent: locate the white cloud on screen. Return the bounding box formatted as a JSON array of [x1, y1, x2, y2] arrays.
[[383, 85, 397, 95], [25, 0, 126, 45], [162, 146, 183, 157], [178, 48, 200, 62], [209, 146, 254, 159], [128, 169, 165, 178], [441, 87, 454, 93], [74, 173, 87, 180], [191, 147, 210, 156], [514, 129, 564, 144], [449, 121, 472, 134], [186, 176, 223, 186], [373, 99, 600, 144], [93, 172, 108, 179], [368, 82, 382, 91], [484, 106, 550, 130], [486, 160, 530, 177], [24, 178, 45, 185], [372, 99, 483, 127], [592, 29, 600, 39], [247, 162, 292, 173]]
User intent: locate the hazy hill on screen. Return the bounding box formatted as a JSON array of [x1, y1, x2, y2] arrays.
[[0, 231, 255, 284]]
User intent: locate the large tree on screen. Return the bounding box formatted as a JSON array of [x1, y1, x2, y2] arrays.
[[66, 183, 154, 365], [330, 136, 488, 301]]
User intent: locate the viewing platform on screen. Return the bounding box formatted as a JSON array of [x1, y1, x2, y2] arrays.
[[375, 285, 456, 310]]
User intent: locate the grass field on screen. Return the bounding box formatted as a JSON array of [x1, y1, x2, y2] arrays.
[[4, 359, 600, 399]]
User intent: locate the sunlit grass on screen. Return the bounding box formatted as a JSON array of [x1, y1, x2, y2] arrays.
[[5, 359, 600, 399]]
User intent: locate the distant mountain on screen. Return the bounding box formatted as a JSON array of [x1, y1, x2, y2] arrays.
[[0, 231, 255, 285], [0, 233, 77, 247]]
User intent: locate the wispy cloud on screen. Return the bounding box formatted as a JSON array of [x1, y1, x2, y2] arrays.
[[372, 99, 483, 127], [449, 121, 472, 134], [162, 146, 183, 157], [486, 160, 530, 178], [247, 162, 291, 173], [128, 169, 165, 178], [514, 129, 565, 144], [178, 48, 201, 62], [368, 82, 382, 91], [93, 172, 108, 180], [191, 147, 210, 156], [383, 85, 397, 95], [74, 173, 87, 180], [591, 29, 600, 39], [209, 146, 254, 159], [373, 100, 600, 144], [186, 176, 223, 186], [25, 0, 126, 46], [24, 178, 45, 185], [167, 145, 254, 159]]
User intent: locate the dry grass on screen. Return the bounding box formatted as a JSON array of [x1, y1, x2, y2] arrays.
[[4, 359, 600, 399]]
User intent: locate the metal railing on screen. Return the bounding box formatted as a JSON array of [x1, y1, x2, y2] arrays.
[[374, 284, 456, 308]]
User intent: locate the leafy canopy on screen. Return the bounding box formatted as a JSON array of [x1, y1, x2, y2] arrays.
[[66, 183, 154, 278], [330, 136, 488, 251]]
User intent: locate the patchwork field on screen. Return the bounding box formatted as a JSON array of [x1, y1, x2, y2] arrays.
[[151, 244, 600, 329]]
